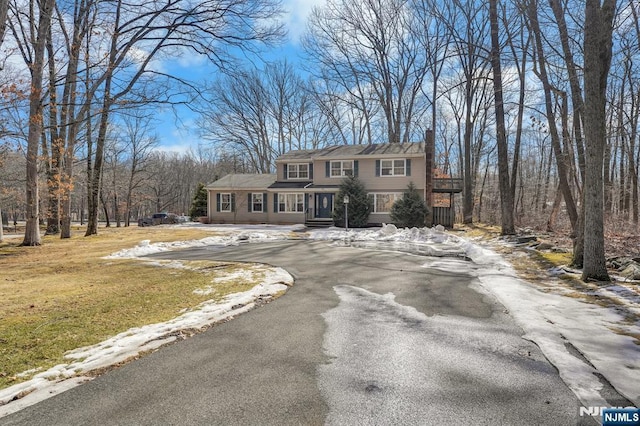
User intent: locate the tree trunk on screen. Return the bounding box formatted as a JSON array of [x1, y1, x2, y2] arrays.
[[549, 0, 586, 182], [541, 144, 553, 212], [462, 78, 474, 224], [22, 0, 55, 246], [61, 0, 90, 239], [572, 206, 585, 268], [527, 0, 578, 230], [114, 193, 121, 228], [85, 89, 112, 236], [605, 102, 617, 214], [581, 0, 615, 282], [0, 0, 8, 49], [509, 37, 528, 205], [489, 0, 515, 235], [44, 27, 61, 236], [546, 185, 562, 232], [101, 190, 111, 228], [477, 159, 490, 223]]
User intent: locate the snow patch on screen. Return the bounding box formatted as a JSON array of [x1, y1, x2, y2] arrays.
[[2, 223, 638, 418]]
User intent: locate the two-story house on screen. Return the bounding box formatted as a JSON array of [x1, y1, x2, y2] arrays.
[[206, 141, 462, 227]]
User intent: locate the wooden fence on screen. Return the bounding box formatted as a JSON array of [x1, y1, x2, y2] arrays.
[[432, 206, 454, 228]]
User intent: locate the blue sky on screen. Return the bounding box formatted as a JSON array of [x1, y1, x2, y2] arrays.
[[154, 0, 323, 154]]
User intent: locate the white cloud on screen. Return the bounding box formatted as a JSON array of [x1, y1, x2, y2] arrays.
[[176, 52, 208, 68], [282, 0, 327, 43]]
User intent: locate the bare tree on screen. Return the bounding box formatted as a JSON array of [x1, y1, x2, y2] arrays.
[[202, 69, 273, 173], [413, 0, 451, 133], [438, 0, 491, 224], [201, 61, 315, 172], [525, 0, 579, 234], [581, 0, 616, 282], [549, 0, 586, 182], [58, 0, 94, 238], [304, 0, 431, 145], [118, 113, 158, 226], [489, 0, 515, 234], [503, 2, 530, 213], [307, 76, 379, 145], [9, 0, 57, 245], [73, 0, 284, 236]]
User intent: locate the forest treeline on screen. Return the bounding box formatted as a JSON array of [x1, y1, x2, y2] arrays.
[[0, 0, 636, 281]]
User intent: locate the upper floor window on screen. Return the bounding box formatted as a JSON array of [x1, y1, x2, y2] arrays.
[[380, 159, 406, 176], [330, 160, 354, 177], [287, 163, 309, 179]]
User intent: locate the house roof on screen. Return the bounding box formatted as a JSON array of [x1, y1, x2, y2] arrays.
[[206, 174, 276, 190], [268, 181, 312, 189], [277, 142, 425, 161]]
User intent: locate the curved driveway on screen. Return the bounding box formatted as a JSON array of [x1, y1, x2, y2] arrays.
[[1, 240, 589, 425]]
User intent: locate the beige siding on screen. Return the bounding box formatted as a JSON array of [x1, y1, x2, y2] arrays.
[[208, 190, 270, 224], [208, 190, 308, 225], [270, 211, 305, 224], [276, 163, 286, 181], [270, 191, 308, 224], [312, 157, 425, 192], [208, 149, 430, 226], [276, 161, 313, 182], [369, 191, 426, 225], [369, 213, 393, 224]]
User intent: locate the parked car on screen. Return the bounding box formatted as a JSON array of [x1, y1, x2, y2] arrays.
[[138, 212, 185, 226], [138, 217, 154, 227]]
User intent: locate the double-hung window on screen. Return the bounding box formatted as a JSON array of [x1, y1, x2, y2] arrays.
[[370, 193, 402, 213], [220, 193, 232, 212], [278, 193, 305, 213], [287, 163, 309, 179], [251, 193, 264, 212], [330, 160, 354, 177], [380, 159, 406, 176]]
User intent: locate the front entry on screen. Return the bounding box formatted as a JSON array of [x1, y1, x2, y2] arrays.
[[315, 193, 334, 219]]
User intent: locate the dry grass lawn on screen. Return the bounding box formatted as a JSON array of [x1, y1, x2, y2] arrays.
[[0, 225, 261, 390]]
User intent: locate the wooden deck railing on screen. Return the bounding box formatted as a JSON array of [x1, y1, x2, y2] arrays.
[[433, 178, 463, 193]]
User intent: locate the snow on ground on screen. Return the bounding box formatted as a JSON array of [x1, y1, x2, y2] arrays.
[[319, 225, 640, 408], [0, 232, 294, 418], [1, 223, 638, 418]]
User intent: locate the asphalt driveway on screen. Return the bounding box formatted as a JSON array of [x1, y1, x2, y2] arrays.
[[0, 240, 590, 425]]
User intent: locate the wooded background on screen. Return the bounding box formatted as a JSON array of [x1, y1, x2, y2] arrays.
[[0, 0, 635, 279]]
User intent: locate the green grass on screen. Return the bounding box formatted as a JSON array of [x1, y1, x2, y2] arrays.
[[536, 251, 574, 267], [0, 226, 265, 389]]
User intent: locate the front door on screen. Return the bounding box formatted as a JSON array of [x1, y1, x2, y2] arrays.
[[315, 193, 334, 219]]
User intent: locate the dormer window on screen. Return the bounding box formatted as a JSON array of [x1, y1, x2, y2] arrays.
[[287, 163, 309, 179], [330, 160, 354, 177]]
